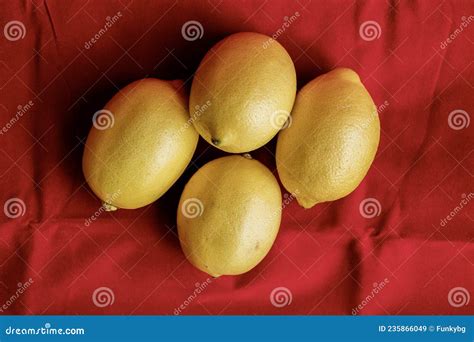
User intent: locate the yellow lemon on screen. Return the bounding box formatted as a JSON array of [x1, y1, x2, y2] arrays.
[[190, 32, 297, 153], [177, 155, 282, 276], [276, 68, 380, 208], [83, 78, 198, 210]]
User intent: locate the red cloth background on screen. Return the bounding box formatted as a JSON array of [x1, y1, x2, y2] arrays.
[[0, 0, 473, 315]]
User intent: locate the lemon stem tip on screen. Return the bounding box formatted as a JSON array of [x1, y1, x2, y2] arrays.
[[102, 202, 118, 212]]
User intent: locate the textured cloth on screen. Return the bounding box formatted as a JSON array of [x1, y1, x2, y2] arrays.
[[0, 0, 473, 314]]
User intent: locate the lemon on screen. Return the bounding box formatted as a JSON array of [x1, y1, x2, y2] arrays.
[[177, 155, 282, 276], [83, 78, 198, 209], [190, 32, 296, 153], [276, 68, 380, 208]]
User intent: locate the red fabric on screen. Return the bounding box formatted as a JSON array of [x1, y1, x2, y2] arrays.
[[0, 0, 473, 315]]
